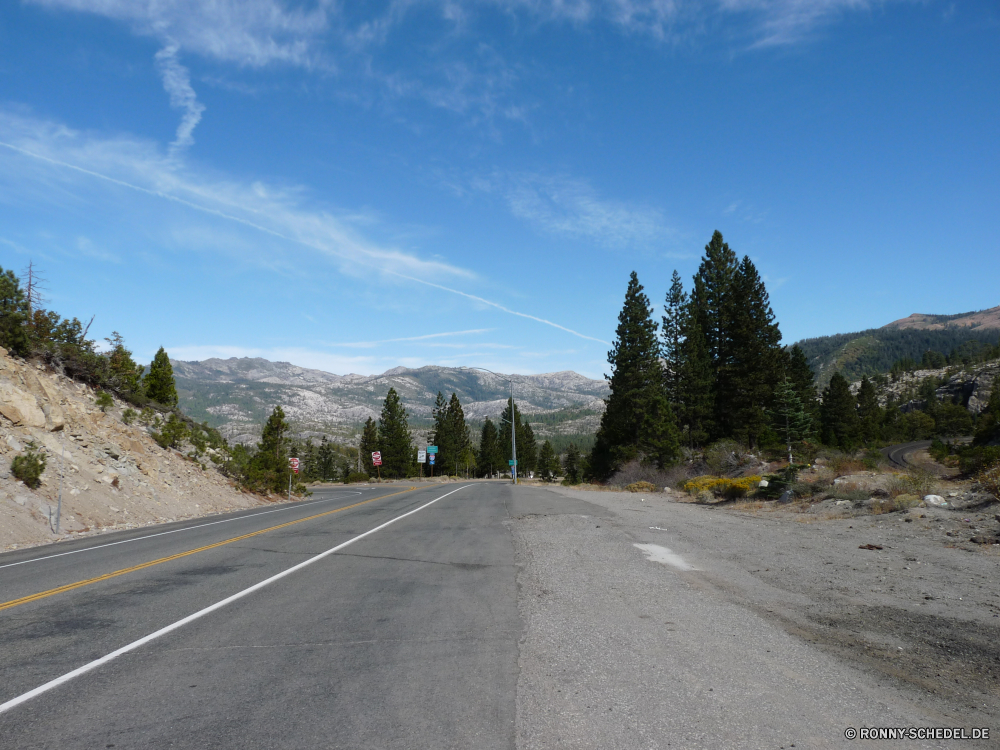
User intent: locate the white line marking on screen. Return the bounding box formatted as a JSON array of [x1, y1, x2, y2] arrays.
[[634, 543, 696, 571], [0, 491, 365, 570], [0, 485, 470, 716]]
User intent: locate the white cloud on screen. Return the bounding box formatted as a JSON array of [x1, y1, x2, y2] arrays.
[[154, 44, 205, 153], [0, 109, 471, 282], [490, 0, 907, 45], [27, 0, 330, 67], [477, 171, 673, 250], [0, 109, 609, 344]]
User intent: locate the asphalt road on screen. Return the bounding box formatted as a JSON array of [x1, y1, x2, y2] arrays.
[[0, 482, 528, 749], [1, 481, 991, 749]]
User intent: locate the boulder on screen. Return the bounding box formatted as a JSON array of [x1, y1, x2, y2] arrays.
[[0, 382, 46, 428], [923, 494, 948, 507]]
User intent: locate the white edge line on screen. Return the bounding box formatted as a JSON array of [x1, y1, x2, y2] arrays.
[[0, 491, 366, 570], [0, 485, 471, 716]]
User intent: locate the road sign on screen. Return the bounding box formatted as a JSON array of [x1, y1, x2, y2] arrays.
[[417, 450, 426, 463], [508, 459, 517, 466], [429, 454, 435, 464], [372, 451, 382, 466], [289, 457, 299, 474], [427, 445, 438, 454]]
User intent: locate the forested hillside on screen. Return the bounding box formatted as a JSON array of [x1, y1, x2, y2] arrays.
[[796, 325, 1000, 386]]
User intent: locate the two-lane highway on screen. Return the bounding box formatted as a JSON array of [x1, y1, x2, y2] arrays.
[[0, 482, 521, 749]]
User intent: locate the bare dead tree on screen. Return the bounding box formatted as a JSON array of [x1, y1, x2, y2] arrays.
[[20, 261, 48, 320]]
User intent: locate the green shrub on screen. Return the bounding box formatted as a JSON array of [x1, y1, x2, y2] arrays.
[[122, 408, 137, 425], [757, 464, 804, 499], [95, 391, 113, 412], [346, 472, 370, 484], [153, 413, 188, 449], [11, 442, 47, 489]]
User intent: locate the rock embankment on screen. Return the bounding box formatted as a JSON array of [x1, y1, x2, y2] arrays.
[[0, 346, 267, 551], [853, 359, 998, 414]]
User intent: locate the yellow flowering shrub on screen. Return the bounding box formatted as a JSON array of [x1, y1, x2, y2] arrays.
[[683, 475, 762, 499]]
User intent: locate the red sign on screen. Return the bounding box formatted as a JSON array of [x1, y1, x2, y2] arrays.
[[372, 451, 382, 466], [289, 457, 299, 474]]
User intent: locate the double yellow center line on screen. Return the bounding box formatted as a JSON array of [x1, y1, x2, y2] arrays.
[[0, 487, 417, 612]]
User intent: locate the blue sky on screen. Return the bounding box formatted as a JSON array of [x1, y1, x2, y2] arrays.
[[0, 0, 997, 380]]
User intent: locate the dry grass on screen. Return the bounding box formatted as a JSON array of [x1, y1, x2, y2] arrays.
[[870, 494, 922, 515], [886, 469, 934, 499]]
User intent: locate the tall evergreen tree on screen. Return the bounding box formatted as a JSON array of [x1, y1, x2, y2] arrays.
[[379, 387, 413, 479], [562, 443, 581, 484], [144, 346, 178, 406], [770, 378, 814, 463], [677, 312, 714, 447], [359, 417, 379, 477], [253, 406, 290, 492], [720, 256, 783, 447], [856, 377, 883, 446], [479, 418, 501, 478], [662, 270, 688, 407], [590, 272, 679, 479], [820, 374, 860, 450], [443, 393, 470, 476], [786, 345, 820, 427], [537, 440, 557, 482], [689, 231, 739, 368], [520, 422, 538, 476]]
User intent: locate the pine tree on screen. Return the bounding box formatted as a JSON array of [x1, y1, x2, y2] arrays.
[[820, 374, 860, 450], [786, 345, 820, 427], [0, 267, 30, 356], [443, 393, 470, 476], [562, 443, 581, 484], [359, 417, 379, 477], [144, 346, 178, 406], [590, 272, 678, 479], [537, 440, 557, 482], [520, 422, 538, 476], [720, 256, 783, 447], [104, 332, 144, 396], [689, 231, 739, 373], [253, 406, 290, 492], [662, 270, 687, 407], [678, 312, 713, 447], [770, 378, 814, 463], [479, 418, 501, 478], [378, 388, 412, 479], [856, 377, 883, 446]]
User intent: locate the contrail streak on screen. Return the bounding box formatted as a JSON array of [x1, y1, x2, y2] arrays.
[[0, 140, 609, 345]]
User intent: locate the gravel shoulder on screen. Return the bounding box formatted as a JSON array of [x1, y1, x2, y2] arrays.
[[509, 484, 1000, 749]]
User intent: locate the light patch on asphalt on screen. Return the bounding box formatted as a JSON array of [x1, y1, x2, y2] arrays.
[[634, 543, 695, 571]]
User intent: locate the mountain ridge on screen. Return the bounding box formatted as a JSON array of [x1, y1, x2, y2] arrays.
[[172, 358, 608, 445]]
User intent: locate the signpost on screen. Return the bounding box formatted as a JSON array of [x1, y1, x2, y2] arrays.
[[288, 457, 299, 502], [427, 446, 437, 478]]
